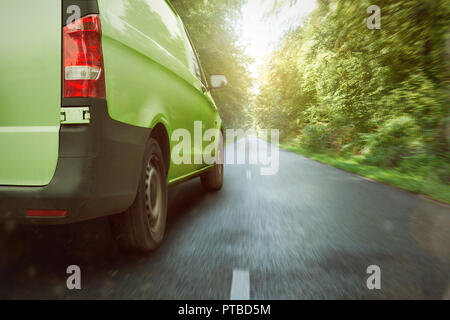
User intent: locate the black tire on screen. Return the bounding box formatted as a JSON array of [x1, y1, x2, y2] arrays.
[[201, 131, 224, 191], [109, 138, 168, 252]]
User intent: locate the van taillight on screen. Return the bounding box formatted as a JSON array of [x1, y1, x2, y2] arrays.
[[63, 14, 105, 98], [26, 210, 68, 217]]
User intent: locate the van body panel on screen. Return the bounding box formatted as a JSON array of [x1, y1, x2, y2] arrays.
[[0, 0, 61, 186], [98, 0, 221, 181], [0, 100, 151, 223]]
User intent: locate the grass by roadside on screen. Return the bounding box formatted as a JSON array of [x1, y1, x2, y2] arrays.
[[278, 143, 450, 204]]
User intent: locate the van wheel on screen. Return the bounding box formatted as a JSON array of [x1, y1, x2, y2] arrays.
[[109, 138, 168, 252], [201, 132, 224, 191]]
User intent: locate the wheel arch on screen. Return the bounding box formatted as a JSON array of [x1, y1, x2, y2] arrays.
[[150, 122, 170, 177]]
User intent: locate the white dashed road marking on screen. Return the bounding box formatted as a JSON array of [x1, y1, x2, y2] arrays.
[[230, 269, 250, 300]]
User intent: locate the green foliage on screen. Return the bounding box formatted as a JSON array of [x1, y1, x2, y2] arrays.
[[170, 0, 253, 128], [361, 116, 421, 167], [300, 123, 334, 151], [253, 0, 450, 192]]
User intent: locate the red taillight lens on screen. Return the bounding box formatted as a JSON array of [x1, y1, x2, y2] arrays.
[[26, 210, 68, 217], [63, 14, 105, 98]]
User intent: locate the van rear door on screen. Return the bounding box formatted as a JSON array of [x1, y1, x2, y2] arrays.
[[0, 0, 61, 186]]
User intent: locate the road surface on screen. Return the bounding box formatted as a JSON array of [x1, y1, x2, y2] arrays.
[[1, 138, 449, 299]]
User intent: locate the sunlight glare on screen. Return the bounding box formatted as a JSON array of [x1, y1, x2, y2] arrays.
[[240, 0, 317, 78]]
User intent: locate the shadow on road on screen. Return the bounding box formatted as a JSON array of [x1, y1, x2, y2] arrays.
[[0, 178, 211, 299]]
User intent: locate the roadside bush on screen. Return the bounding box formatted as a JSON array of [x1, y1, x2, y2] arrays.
[[362, 116, 422, 167], [300, 123, 334, 151]]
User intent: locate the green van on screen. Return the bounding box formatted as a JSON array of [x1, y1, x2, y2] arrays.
[[0, 0, 226, 252]]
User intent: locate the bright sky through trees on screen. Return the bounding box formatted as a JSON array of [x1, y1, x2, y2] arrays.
[[240, 0, 317, 77]]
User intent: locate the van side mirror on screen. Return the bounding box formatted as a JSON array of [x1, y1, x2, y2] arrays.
[[210, 75, 228, 89]]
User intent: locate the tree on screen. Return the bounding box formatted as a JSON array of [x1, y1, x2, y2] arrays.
[[171, 0, 253, 128]]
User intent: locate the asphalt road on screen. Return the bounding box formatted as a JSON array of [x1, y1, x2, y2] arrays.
[[1, 138, 449, 299]]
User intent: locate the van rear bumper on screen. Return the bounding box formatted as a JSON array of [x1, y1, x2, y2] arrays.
[[0, 99, 150, 224]]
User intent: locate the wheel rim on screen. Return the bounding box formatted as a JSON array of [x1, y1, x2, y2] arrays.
[[145, 157, 163, 233]]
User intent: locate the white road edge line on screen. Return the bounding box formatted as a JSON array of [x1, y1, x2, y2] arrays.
[[230, 269, 250, 300], [418, 195, 450, 209], [246, 168, 252, 181]]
